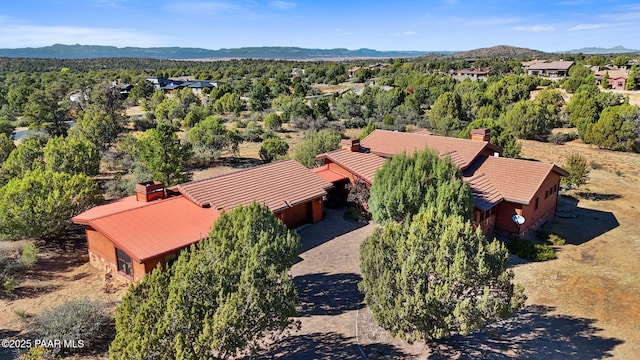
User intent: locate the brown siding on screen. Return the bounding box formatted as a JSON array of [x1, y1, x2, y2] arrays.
[[86, 228, 119, 278], [495, 201, 521, 234], [144, 256, 164, 273], [280, 201, 311, 228], [495, 172, 562, 235], [520, 172, 562, 235], [311, 197, 324, 223], [85, 227, 146, 282]]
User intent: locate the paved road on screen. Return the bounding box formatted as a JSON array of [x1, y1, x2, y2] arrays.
[[261, 208, 375, 359]]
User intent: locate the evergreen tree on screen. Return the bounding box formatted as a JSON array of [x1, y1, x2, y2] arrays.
[[626, 66, 638, 90], [561, 152, 590, 188], [110, 203, 299, 360], [1, 139, 44, 178], [43, 136, 100, 176], [259, 137, 289, 162], [459, 118, 521, 158], [583, 104, 639, 151], [429, 91, 464, 136], [359, 208, 526, 342], [137, 122, 192, 186], [368, 148, 473, 223], [293, 129, 341, 168], [0, 168, 102, 240], [0, 133, 15, 166]]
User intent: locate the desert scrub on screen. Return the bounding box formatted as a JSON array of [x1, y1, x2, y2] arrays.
[[506, 237, 556, 261], [537, 230, 567, 246], [32, 299, 113, 355]]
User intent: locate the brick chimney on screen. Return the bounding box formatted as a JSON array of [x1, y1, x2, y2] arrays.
[[470, 128, 490, 142], [135, 181, 165, 202], [340, 138, 361, 152]]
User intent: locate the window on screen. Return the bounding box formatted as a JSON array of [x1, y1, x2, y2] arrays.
[[534, 196, 539, 210], [116, 248, 133, 276]]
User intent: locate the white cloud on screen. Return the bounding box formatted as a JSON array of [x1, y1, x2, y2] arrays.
[[568, 23, 602, 31], [468, 17, 521, 26], [270, 1, 296, 10], [0, 18, 168, 47], [162, 1, 241, 16], [403, 31, 417, 35], [513, 25, 556, 32]]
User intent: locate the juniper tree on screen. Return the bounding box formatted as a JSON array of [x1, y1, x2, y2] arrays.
[[0, 168, 102, 240], [110, 202, 299, 360], [359, 208, 526, 342], [368, 148, 474, 223]]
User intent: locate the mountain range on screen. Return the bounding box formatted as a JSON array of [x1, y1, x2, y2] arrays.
[[0, 44, 428, 60], [0, 44, 637, 60], [564, 46, 639, 54]]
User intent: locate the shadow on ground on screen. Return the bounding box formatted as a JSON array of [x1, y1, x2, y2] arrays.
[[294, 272, 364, 316], [297, 207, 368, 254], [256, 332, 408, 360], [428, 305, 623, 359], [0, 330, 21, 360], [543, 194, 619, 245]]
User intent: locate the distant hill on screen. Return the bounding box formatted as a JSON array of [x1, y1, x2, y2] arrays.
[[564, 45, 639, 54], [447, 45, 548, 59], [0, 44, 426, 60]]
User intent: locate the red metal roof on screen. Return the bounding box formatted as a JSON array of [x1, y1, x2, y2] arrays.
[[316, 150, 386, 184], [72, 195, 151, 222], [360, 130, 501, 169], [178, 159, 333, 212], [73, 196, 220, 262], [311, 164, 349, 183]]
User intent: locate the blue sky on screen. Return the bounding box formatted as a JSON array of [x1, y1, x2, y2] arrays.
[[0, 0, 638, 51]]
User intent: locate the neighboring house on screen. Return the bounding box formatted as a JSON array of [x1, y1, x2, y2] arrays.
[[72, 160, 333, 282], [454, 67, 492, 80], [315, 130, 568, 236], [526, 61, 574, 77], [595, 69, 629, 89], [144, 76, 220, 95], [348, 66, 361, 78]]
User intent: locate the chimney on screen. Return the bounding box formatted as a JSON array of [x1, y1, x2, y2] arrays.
[[135, 181, 165, 202], [340, 138, 361, 152], [470, 128, 490, 142]]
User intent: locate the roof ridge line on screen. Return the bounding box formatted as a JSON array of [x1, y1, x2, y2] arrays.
[[80, 195, 182, 221], [179, 159, 295, 188]]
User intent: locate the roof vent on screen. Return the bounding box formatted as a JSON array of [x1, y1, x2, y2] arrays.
[[135, 181, 165, 202], [494, 152, 500, 157]]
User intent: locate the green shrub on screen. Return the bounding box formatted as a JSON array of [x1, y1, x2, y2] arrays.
[[14, 308, 29, 319], [2, 275, 17, 293], [20, 243, 38, 269], [19, 346, 59, 360], [548, 132, 578, 145], [343, 207, 362, 222], [506, 237, 556, 261], [547, 234, 566, 246], [537, 230, 566, 246], [32, 299, 112, 354], [590, 161, 603, 170]]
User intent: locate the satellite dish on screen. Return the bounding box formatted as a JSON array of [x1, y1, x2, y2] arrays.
[[512, 214, 526, 225]]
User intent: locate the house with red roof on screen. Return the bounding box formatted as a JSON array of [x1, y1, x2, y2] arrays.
[[315, 129, 568, 236], [72, 160, 333, 282]]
